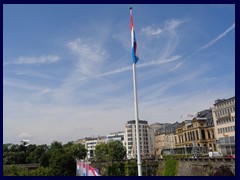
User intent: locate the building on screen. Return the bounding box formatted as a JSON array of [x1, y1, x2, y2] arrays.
[[175, 109, 215, 155], [125, 120, 151, 159], [149, 123, 165, 157], [164, 122, 179, 153], [155, 122, 179, 156], [76, 136, 106, 160], [106, 131, 125, 145], [212, 96, 235, 155]]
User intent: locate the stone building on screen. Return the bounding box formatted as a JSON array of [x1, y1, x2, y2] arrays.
[[175, 109, 215, 154], [212, 96, 235, 155]]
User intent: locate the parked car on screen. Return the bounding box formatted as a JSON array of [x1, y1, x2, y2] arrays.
[[209, 151, 223, 158], [224, 155, 234, 158]]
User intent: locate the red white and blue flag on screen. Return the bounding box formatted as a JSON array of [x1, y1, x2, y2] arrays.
[[76, 159, 100, 176], [130, 7, 139, 64]]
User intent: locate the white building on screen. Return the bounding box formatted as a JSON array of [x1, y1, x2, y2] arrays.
[[125, 120, 151, 159], [77, 136, 107, 159], [212, 96, 235, 155], [149, 123, 166, 157], [106, 131, 125, 146]]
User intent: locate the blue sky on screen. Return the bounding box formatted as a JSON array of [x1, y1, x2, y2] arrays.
[[3, 4, 235, 145]]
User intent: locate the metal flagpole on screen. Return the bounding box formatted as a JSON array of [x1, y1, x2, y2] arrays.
[[129, 7, 142, 176], [132, 62, 142, 176]]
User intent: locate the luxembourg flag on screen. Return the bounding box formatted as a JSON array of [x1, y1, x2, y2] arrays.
[[130, 7, 139, 64], [76, 159, 100, 176]]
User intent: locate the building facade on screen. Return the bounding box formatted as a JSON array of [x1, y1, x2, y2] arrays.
[[175, 109, 215, 155], [212, 97, 235, 155], [155, 122, 179, 157], [106, 131, 125, 145], [149, 123, 165, 157], [76, 136, 107, 160], [125, 120, 151, 159]]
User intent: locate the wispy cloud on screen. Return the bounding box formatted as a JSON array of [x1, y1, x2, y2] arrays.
[[164, 19, 187, 31], [141, 25, 163, 36], [170, 62, 182, 71], [170, 22, 235, 71], [138, 55, 181, 68], [3, 79, 51, 94], [141, 19, 187, 36], [12, 55, 61, 65], [15, 71, 62, 82], [199, 23, 235, 51], [18, 132, 33, 139], [67, 38, 108, 76], [74, 55, 181, 80]]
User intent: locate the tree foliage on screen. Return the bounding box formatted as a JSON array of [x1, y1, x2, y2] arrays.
[[94, 143, 109, 162], [3, 141, 87, 176], [108, 141, 126, 161], [94, 141, 126, 162]]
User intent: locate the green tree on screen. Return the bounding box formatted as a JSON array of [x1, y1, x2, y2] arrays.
[[3, 165, 28, 176], [27, 144, 49, 164], [163, 158, 178, 176], [3, 141, 88, 176], [69, 143, 87, 160], [108, 141, 126, 162], [94, 143, 109, 162], [49, 141, 87, 176], [94, 141, 126, 162], [28, 166, 51, 176], [49, 151, 75, 176]]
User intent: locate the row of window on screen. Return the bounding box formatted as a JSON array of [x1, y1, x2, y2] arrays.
[[86, 142, 97, 145], [216, 116, 235, 125], [217, 126, 235, 134], [127, 146, 149, 150], [219, 136, 235, 144], [215, 106, 235, 118], [215, 99, 235, 109], [127, 141, 149, 146], [127, 150, 149, 154], [126, 125, 149, 128]]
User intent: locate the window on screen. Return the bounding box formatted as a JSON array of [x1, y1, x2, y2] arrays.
[[219, 138, 224, 144], [230, 136, 235, 143], [227, 127, 230, 132], [224, 137, 229, 144]]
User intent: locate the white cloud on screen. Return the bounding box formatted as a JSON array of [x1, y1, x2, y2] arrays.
[[141, 19, 187, 36], [67, 38, 108, 76], [15, 71, 62, 81], [138, 55, 181, 68], [199, 23, 235, 51], [164, 19, 186, 31], [14, 55, 61, 65], [3, 78, 52, 94], [141, 25, 163, 36], [18, 132, 33, 139], [72, 55, 181, 80], [170, 62, 182, 71]]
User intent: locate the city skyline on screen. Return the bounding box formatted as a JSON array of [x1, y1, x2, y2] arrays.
[[3, 4, 235, 145]]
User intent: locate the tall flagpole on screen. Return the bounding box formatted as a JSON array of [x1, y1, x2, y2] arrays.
[[130, 7, 142, 176], [132, 63, 142, 176]]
